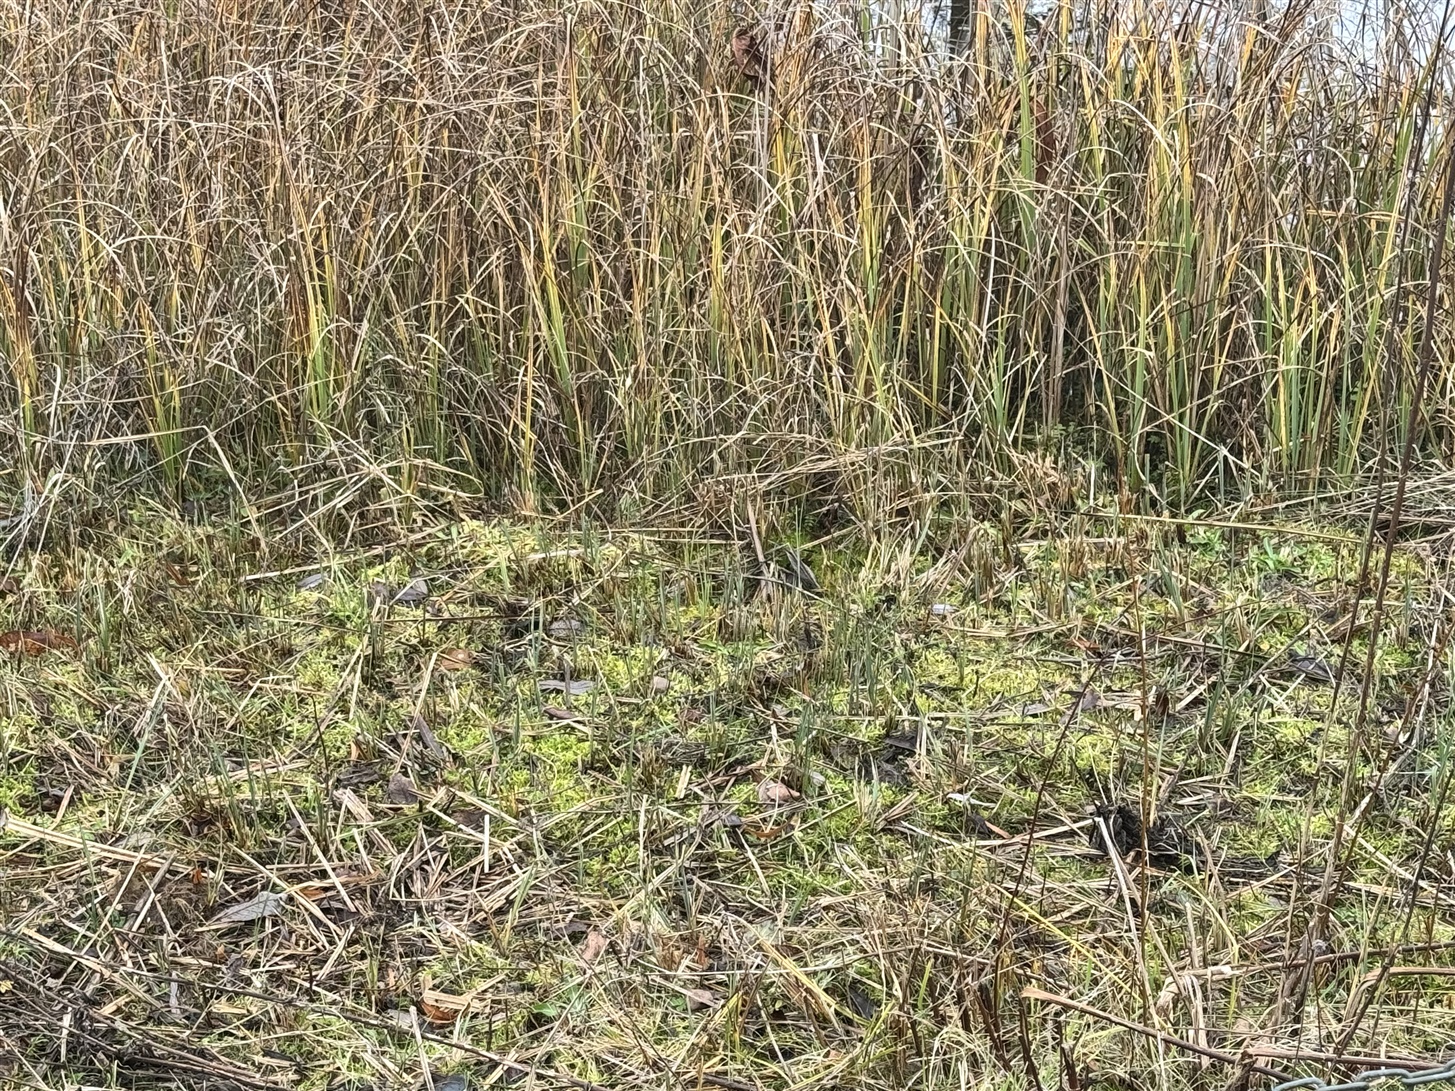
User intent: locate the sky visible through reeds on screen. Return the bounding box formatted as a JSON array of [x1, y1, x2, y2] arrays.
[[887, 0, 1453, 73]]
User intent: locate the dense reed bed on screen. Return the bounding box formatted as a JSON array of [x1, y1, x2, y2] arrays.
[[1, 0, 1452, 517]]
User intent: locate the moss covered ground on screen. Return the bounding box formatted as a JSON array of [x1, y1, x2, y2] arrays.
[[2, 509, 1454, 1091]]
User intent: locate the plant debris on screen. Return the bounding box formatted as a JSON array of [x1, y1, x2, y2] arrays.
[[210, 891, 287, 925], [538, 678, 596, 695], [2, 515, 1450, 1091], [0, 630, 77, 655]]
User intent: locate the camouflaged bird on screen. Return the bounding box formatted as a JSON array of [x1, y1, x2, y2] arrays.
[[730, 25, 767, 88]]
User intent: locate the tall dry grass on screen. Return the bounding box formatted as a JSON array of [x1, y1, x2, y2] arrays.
[[1, 0, 1452, 519]]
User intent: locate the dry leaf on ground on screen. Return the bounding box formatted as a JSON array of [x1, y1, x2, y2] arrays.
[[387, 774, 420, 803], [581, 928, 609, 962], [438, 648, 473, 671], [684, 987, 720, 1011], [757, 778, 800, 805], [0, 630, 78, 655], [418, 988, 492, 1023], [411, 713, 449, 760], [210, 891, 286, 925]]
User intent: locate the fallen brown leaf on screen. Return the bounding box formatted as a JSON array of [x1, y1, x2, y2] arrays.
[[419, 987, 494, 1022], [386, 774, 420, 803], [580, 928, 609, 963], [0, 630, 78, 656], [418, 999, 460, 1024], [438, 648, 473, 671], [684, 986, 720, 1011], [757, 778, 800, 805]]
